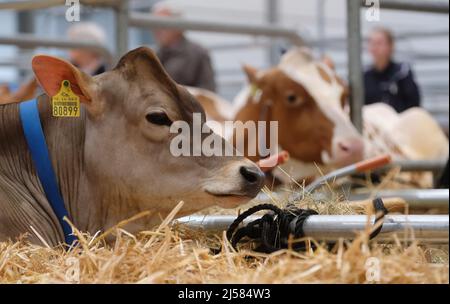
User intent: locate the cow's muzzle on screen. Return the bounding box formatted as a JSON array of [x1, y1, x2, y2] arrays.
[[239, 165, 265, 197]]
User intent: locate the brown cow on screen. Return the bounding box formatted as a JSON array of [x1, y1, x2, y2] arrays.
[[194, 48, 364, 182], [0, 47, 264, 246], [194, 48, 448, 185]]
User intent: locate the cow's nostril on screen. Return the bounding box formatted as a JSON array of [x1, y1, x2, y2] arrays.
[[240, 166, 263, 185], [338, 142, 350, 153]]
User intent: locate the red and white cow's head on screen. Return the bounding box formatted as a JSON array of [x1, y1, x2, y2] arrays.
[[234, 48, 364, 169]]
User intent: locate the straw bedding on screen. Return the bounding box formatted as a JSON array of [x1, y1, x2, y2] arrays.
[[0, 200, 448, 284], [0, 169, 447, 284]]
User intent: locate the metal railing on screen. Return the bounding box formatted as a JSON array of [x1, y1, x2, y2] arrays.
[[347, 0, 364, 132], [388, 160, 447, 173], [0, 34, 114, 64], [349, 189, 449, 210], [0, 0, 124, 63], [0, 0, 305, 65], [128, 13, 305, 47], [377, 0, 450, 14], [176, 214, 449, 243], [1, 0, 448, 129], [0, 0, 120, 10]]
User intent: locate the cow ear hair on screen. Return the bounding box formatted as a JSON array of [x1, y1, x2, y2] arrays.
[[321, 55, 336, 71], [242, 64, 259, 84], [32, 55, 101, 114]]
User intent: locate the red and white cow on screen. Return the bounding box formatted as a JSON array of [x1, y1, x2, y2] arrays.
[[192, 48, 449, 184]]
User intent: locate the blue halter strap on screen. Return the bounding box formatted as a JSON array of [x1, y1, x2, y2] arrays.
[[19, 99, 76, 245]]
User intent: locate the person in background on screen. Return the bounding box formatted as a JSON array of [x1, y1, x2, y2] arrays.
[[67, 22, 108, 76], [151, 2, 217, 92], [364, 27, 421, 113], [0, 23, 108, 104]]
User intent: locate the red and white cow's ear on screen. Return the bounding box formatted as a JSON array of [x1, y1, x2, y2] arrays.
[[321, 56, 336, 71], [242, 64, 259, 84], [32, 55, 100, 112]]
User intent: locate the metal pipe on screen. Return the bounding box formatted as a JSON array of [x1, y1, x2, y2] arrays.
[[387, 160, 447, 172], [17, 10, 34, 81], [311, 30, 449, 49], [115, 0, 129, 59], [0, 0, 120, 10], [373, 0, 450, 14], [293, 155, 392, 196], [128, 13, 305, 46], [266, 0, 280, 65], [176, 215, 449, 243], [0, 34, 114, 65], [316, 0, 327, 56], [209, 28, 449, 52], [349, 189, 449, 210], [347, 0, 364, 132]]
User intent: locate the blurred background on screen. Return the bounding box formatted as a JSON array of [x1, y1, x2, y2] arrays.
[[0, 0, 448, 130]]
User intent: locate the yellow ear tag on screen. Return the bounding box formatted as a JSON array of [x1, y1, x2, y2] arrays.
[[250, 84, 258, 97], [250, 84, 262, 103], [52, 80, 80, 117]]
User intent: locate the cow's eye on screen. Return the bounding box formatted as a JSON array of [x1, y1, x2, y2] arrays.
[[287, 94, 298, 104], [146, 111, 172, 127]]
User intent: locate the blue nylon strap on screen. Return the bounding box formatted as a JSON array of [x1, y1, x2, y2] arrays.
[[19, 99, 76, 245]]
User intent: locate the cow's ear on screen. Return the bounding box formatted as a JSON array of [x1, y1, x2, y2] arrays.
[[32, 55, 99, 112], [321, 55, 336, 71], [242, 64, 259, 84]]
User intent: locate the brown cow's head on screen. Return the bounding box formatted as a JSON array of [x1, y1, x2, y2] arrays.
[[32, 47, 264, 217], [235, 48, 364, 168]]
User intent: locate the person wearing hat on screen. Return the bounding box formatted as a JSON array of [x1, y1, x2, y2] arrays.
[[67, 22, 108, 76], [0, 22, 108, 104], [364, 27, 421, 113], [151, 2, 217, 92]]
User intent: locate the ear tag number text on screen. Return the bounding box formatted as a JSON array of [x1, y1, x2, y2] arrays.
[[52, 80, 80, 117]]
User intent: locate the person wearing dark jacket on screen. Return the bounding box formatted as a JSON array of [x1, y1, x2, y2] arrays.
[[151, 3, 217, 92], [364, 27, 421, 113]]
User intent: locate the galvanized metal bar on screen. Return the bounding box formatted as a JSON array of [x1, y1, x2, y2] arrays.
[[115, 0, 129, 59], [209, 28, 449, 52], [304, 165, 357, 194], [349, 189, 449, 210], [128, 13, 305, 46], [311, 30, 449, 50], [17, 10, 34, 81], [376, 0, 450, 14], [176, 215, 449, 243], [316, 0, 327, 56], [388, 160, 447, 172], [0, 0, 120, 10], [303, 214, 448, 243], [0, 34, 114, 65], [294, 155, 392, 196], [303, 160, 448, 186], [347, 0, 364, 132], [266, 0, 280, 65], [0, 58, 24, 67]]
